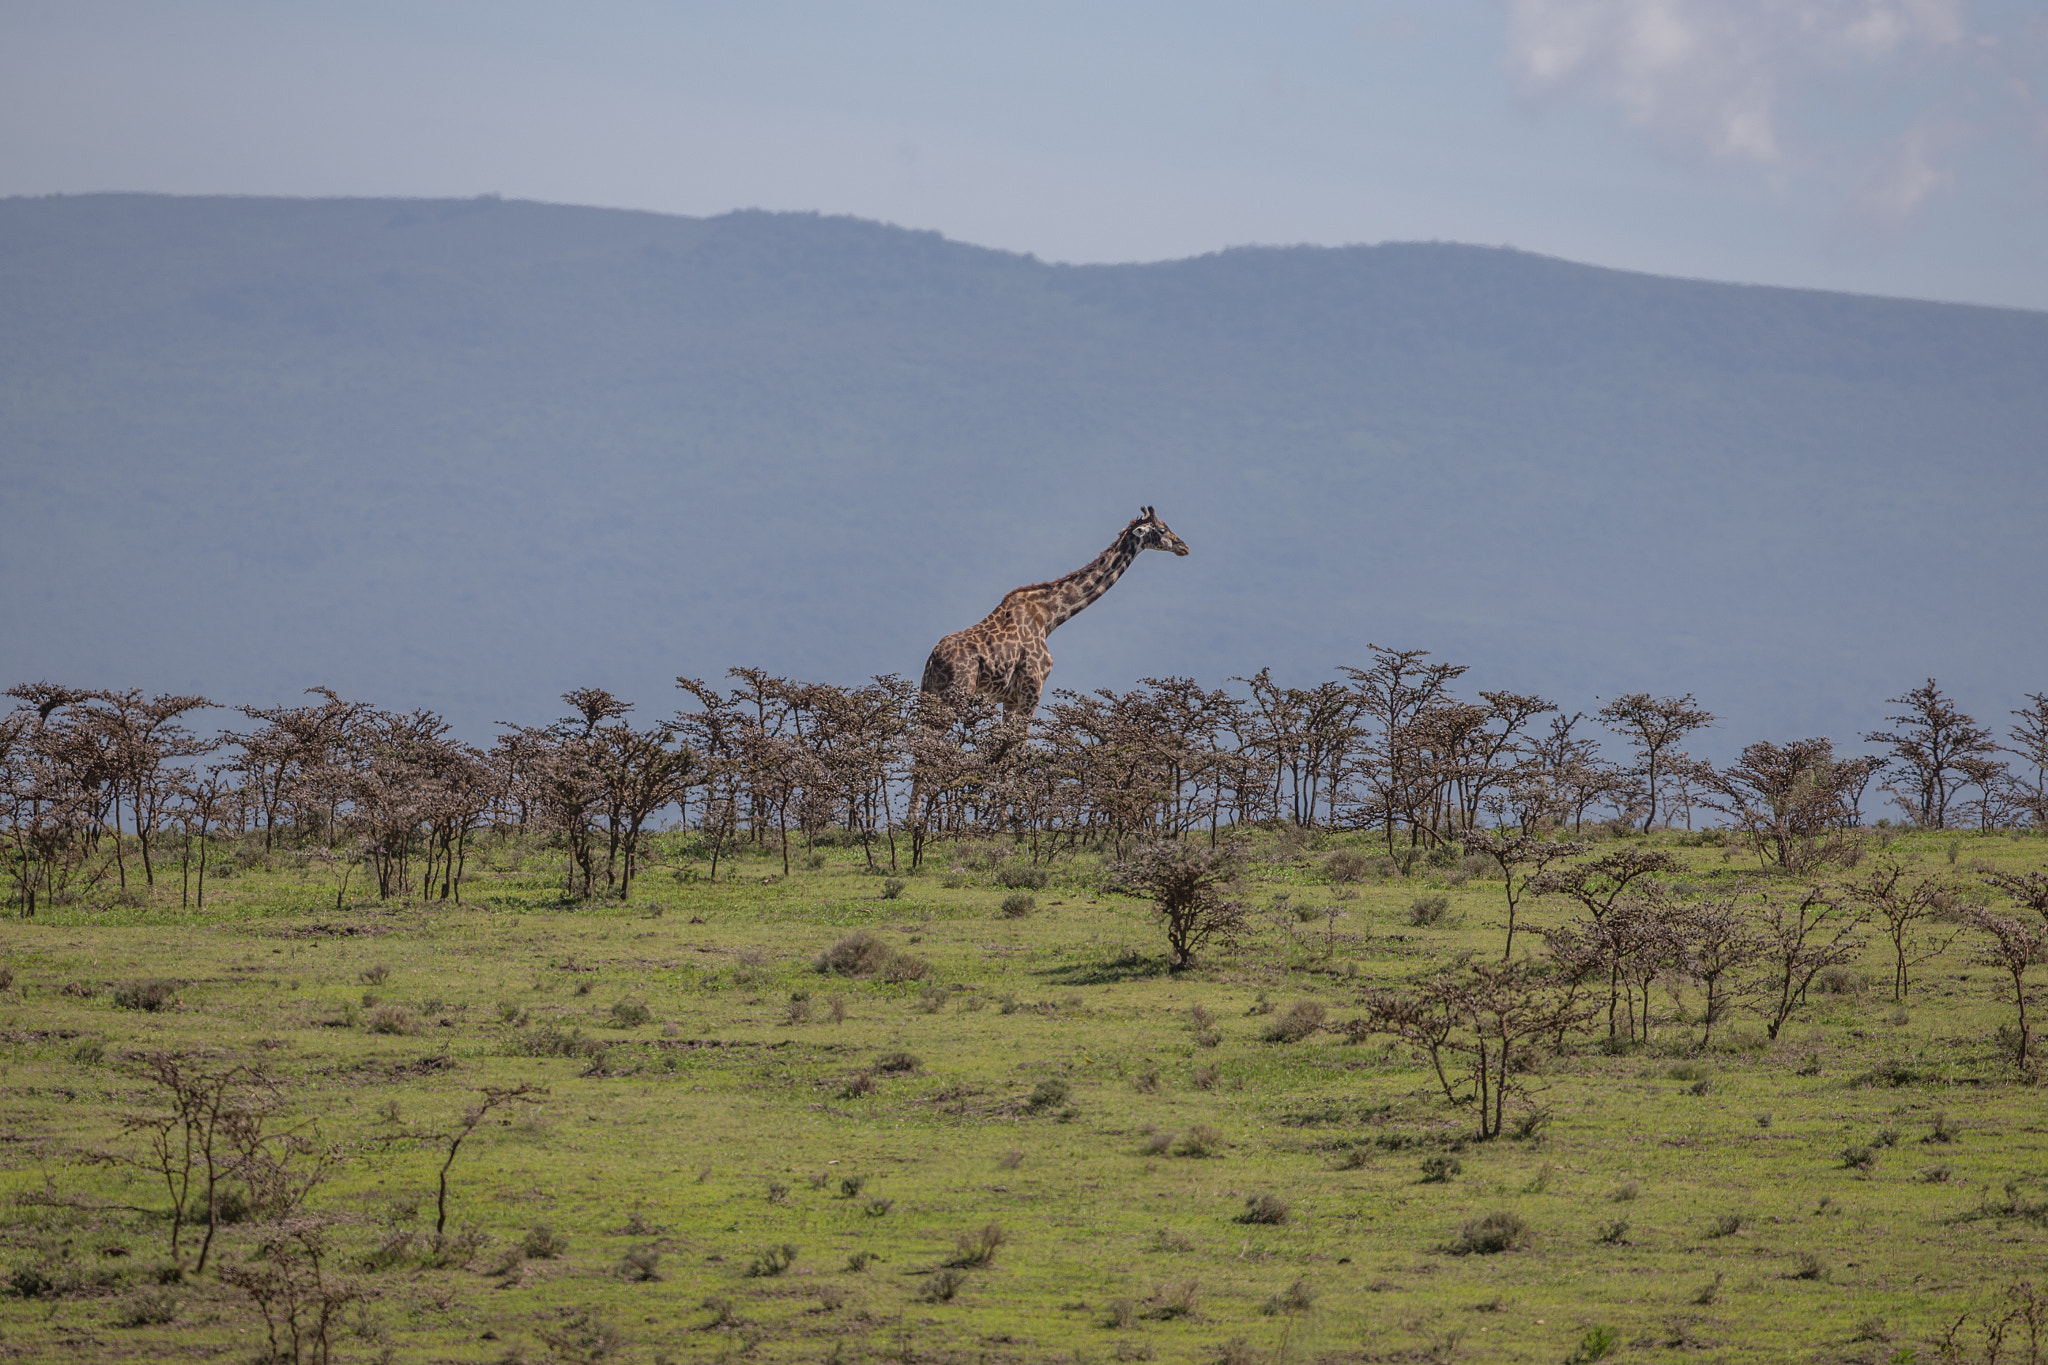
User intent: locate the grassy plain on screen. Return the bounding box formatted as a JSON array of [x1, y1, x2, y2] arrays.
[[2, 826, 2045, 1365]]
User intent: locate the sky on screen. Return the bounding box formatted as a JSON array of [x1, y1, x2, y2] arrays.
[[3, 1, 2045, 311]]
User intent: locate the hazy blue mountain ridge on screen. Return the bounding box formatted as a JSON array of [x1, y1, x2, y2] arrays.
[[2, 194, 2043, 758]]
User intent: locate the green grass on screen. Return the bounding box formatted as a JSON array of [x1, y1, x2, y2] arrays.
[[2, 825, 2045, 1362]]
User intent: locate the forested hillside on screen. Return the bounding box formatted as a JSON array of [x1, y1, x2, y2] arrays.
[[3, 194, 2044, 749]]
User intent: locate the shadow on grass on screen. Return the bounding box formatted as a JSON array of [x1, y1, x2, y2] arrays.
[[1036, 950, 1173, 985]]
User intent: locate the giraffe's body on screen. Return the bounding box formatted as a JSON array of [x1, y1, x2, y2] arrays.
[[920, 507, 1189, 718]]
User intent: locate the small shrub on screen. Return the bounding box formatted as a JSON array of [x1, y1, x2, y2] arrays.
[[1133, 1066, 1161, 1093], [617, 1245, 661, 1281], [1026, 1078, 1070, 1112], [1262, 1000, 1325, 1043], [845, 1251, 876, 1272], [1706, 1213, 1744, 1238], [995, 862, 1050, 890], [1408, 895, 1451, 927], [1149, 1280, 1200, 1318], [1178, 1124, 1224, 1157], [999, 892, 1036, 918], [878, 952, 929, 984], [1693, 1272, 1724, 1305], [1919, 1163, 1956, 1183], [862, 1197, 893, 1217], [522, 1225, 568, 1259], [1264, 1277, 1316, 1314], [950, 1223, 1004, 1267], [1874, 1128, 1902, 1149], [1152, 1227, 1194, 1252], [1238, 1192, 1289, 1225], [1924, 1112, 1958, 1144], [803, 852, 827, 871], [914, 981, 947, 1013], [1789, 1252, 1828, 1281], [609, 998, 652, 1027], [112, 979, 177, 1012], [765, 1180, 790, 1205], [815, 932, 896, 977], [118, 1286, 179, 1326], [359, 964, 391, 985], [1815, 966, 1863, 996], [1840, 1145, 1878, 1172], [70, 1039, 104, 1066], [784, 993, 812, 1024], [1851, 1314, 1891, 1343], [506, 1025, 600, 1058], [998, 1148, 1024, 1169], [1325, 849, 1372, 883], [881, 878, 906, 900], [838, 1175, 866, 1199], [1191, 1064, 1219, 1089], [922, 1268, 966, 1302], [365, 1005, 419, 1036], [1567, 1326, 1619, 1363], [1105, 1297, 1137, 1328], [1595, 1219, 1629, 1245], [1448, 1211, 1529, 1255], [745, 1243, 798, 1278], [1141, 1130, 1175, 1156], [1420, 1155, 1461, 1184], [1611, 1181, 1640, 1202]]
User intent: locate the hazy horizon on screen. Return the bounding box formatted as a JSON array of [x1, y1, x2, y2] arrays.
[[5, 3, 2043, 311]]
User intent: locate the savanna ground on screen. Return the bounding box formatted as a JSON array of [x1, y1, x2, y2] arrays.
[[2, 826, 2045, 1365]]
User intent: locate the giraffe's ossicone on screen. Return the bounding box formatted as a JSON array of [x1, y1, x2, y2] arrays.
[[919, 507, 1190, 719]]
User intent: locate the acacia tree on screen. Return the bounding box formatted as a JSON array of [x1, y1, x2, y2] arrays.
[[1357, 957, 1595, 1139], [1529, 846, 1680, 1037], [1974, 871, 2048, 1067], [1513, 711, 1624, 833], [1751, 886, 1865, 1041], [2003, 694, 2048, 829], [589, 712, 696, 898], [1343, 646, 1468, 852], [675, 677, 747, 881], [116, 693, 218, 887], [1677, 893, 1770, 1049], [1864, 680, 1998, 830], [1596, 692, 1714, 833], [1847, 858, 1961, 1001], [1463, 827, 1589, 961], [1688, 738, 1879, 873], [1107, 838, 1252, 969]]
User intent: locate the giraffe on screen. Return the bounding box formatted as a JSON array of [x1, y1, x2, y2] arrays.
[[919, 506, 1190, 720]]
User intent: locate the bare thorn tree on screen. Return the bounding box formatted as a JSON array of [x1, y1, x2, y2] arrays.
[[1596, 692, 1714, 833], [1863, 680, 1997, 831]]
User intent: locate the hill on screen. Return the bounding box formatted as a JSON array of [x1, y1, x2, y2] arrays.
[[3, 193, 2044, 751]]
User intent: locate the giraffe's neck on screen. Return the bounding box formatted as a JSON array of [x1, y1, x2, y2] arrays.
[[1036, 532, 1140, 633]]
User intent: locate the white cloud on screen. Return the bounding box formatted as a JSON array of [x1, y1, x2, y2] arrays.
[[1501, 0, 1970, 184], [1858, 120, 1953, 219]]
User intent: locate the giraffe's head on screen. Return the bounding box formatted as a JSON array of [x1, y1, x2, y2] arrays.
[[1128, 506, 1190, 557]]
